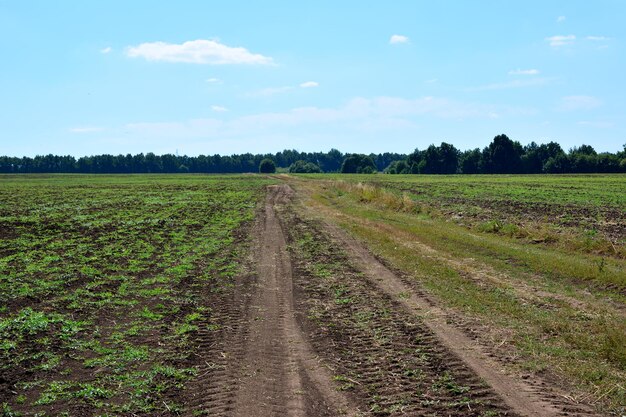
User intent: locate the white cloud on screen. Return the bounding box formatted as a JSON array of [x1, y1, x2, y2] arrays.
[[211, 105, 228, 112], [546, 35, 575, 47], [300, 81, 319, 88], [126, 39, 273, 65], [69, 126, 104, 133], [206, 77, 222, 84], [559, 95, 602, 111], [587, 36, 610, 41], [248, 82, 318, 97], [109, 95, 537, 154], [557, 16, 566, 23], [508, 69, 540, 76], [389, 35, 409, 44], [246, 86, 293, 97], [125, 96, 529, 138], [100, 47, 112, 54], [466, 77, 550, 92]]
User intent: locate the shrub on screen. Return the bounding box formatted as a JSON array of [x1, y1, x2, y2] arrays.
[[258, 158, 276, 173], [288, 160, 322, 173], [340, 154, 377, 174]]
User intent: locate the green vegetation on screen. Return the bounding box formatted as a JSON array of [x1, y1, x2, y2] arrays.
[[288, 160, 322, 173], [0, 174, 272, 415], [258, 158, 276, 173], [292, 173, 626, 413], [2, 136, 624, 174], [2, 171, 624, 414], [340, 154, 377, 174], [385, 136, 626, 175], [305, 173, 626, 259]]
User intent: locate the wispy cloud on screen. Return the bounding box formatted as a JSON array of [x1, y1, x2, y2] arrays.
[[559, 95, 602, 111], [557, 16, 566, 23], [466, 77, 550, 92], [389, 35, 409, 44], [206, 77, 222, 84], [246, 86, 293, 97], [69, 126, 104, 133], [126, 39, 273, 65], [109, 95, 537, 155], [124, 96, 531, 138], [508, 69, 540, 76], [100, 47, 112, 54], [546, 35, 575, 47], [248, 82, 319, 97], [300, 81, 319, 88], [425, 78, 438, 84], [211, 105, 228, 112], [586, 36, 611, 41]]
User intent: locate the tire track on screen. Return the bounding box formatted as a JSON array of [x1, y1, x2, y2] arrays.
[[294, 196, 597, 416], [182, 278, 252, 416], [327, 222, 597, 416], [230, 185, 356, 417], [285, 210, 516, 416]]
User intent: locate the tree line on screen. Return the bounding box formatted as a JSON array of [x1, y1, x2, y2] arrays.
[[384, 135, 626, 174], [0, 149, 403, 174], [1, 135, 625, 174]]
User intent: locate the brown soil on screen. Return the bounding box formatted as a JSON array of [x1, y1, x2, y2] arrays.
[[181, 185, 356, 416]]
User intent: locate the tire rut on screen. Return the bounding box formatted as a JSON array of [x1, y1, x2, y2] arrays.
[[290, 190, 598, 417], [230, 184, 355, 417], [325, 220, 597, 416], [285, 206, 516, 416], [181, 278, 251, 416]]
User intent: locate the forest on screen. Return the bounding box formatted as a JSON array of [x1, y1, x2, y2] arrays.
[[1, 135, 625, 174]]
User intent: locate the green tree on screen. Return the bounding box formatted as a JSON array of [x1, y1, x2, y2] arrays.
[[419, 142, 459, 174], [288, 160, 322, 173], [459, 148, 482, 174], [482, 134, 523, 174], [384, 160, 409, 174], [259, 158, 276, 173], [340, 154, 377, 174], [543, 154, 571, 173], [522, 141, 564, 173], [569, 144, 597, 156]]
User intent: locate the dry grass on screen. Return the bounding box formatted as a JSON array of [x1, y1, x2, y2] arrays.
[[291, 177, 626, 414]]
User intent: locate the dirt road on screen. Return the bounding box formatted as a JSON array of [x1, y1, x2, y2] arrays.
[[184, 184, 596, 416], [184, 185, 355, 416], [231, 185, 355, 416]]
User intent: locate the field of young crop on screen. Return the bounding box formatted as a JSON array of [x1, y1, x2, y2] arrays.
[[1, 173, 624, 416], [0, 175, 272, 416]]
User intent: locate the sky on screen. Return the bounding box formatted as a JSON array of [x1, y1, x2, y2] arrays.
[[0, 1, 624, 157]]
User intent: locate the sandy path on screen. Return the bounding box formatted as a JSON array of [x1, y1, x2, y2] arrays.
[[231, 185, 356, 417]]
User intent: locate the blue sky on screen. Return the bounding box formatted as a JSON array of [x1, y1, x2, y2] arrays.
[[1, 1, 624, 157]]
